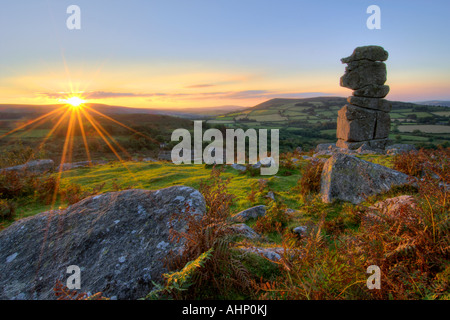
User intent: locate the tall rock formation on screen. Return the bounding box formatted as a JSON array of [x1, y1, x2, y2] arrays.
[[337, 46, 391, 150]]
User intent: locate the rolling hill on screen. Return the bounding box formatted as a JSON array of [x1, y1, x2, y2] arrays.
[[209, 96, 450, 150]]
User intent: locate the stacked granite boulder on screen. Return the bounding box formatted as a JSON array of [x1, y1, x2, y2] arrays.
[[337, 46, 391, 150]]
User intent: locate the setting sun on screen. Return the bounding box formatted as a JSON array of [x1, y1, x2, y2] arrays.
[[63, 96, 86, 107]]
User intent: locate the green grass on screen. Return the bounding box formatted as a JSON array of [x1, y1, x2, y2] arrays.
[[3, 153, 400, 232], [398, 125, 450, 134]]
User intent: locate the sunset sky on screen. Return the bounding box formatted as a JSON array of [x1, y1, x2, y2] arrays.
[[0, 0, 449, 109]]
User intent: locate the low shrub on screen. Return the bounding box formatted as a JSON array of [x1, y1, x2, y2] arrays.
[[0, 199, 16, 221], [297, 159, 324, 196]]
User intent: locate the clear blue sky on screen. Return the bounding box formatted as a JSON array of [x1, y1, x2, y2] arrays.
[[0, 0, 449, 108]]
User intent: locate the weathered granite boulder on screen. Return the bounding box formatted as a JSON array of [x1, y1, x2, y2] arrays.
[[320, 154, 412, 204], [157, 151, 172, 161], [341, 46, 389, 63], [229, 224, 261, 240], [385, 144, 417, 155], [340, 60, 387, 90], [315, 143, 337, 153], [337, 106, 390, 146], [336, 138, 391, 151], [238, 246, 284, 261], [1, 159, 54, 175], [231, 205, 266, 223], [337, 105, 377, 142], [347, 96, 391, 113], [353, 84, 390, 98], [0, 186, 206, 300], [231, 163, 247, 172]]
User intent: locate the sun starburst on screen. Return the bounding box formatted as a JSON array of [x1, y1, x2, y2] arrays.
[[62, 96, 86, 108]]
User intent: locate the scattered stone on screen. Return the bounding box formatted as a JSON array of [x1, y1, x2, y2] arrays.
[[265, 191, 276, 201], [315, 143, 337, 153], [293, 226, 308, 237], [231, 205, 266, 223], [231, 163, 247, 172], [238, 246, 284, 261], [229, 224, 261, 240], [56, 160, 108, 172], [0, 186, 206, 300], [142, 157, 157, 162], [320, 154, 412, 204], [157, 150, 172, 161], [1, 159, 54, 175], [385, 144, 417, 155]]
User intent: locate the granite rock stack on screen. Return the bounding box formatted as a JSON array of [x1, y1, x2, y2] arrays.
[[337, 46, 391, 150]]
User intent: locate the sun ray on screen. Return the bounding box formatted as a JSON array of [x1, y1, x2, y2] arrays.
[[79, 108, 142, 186], [50, 108, 76, 208], [75, 108, 92, 165], [84, 105, 158, 144], [81, 108, 132, 159], [0, 107, 67, 140], [79, 107, 125, 163], [38, 107, 72, 151]]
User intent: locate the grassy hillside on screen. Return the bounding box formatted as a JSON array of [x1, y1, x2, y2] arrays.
[[209, 97, 450, 150]]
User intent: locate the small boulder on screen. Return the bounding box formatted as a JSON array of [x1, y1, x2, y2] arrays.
[[385, 144, 417, 155], [315, 143, 337, 153], [2, 159, 54, 175], [231, 163, 247, 172], [231, 205, 266, 223], [320, 154, 412, 204], [238, 246, 284, 261], [229, 224, 261, 240]]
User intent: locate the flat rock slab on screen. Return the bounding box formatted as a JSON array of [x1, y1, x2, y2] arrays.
[[1, 159, 54, 175], [341, 46, 389, 63], [320, 154, 412, 204], [0, 186, 206, 300]]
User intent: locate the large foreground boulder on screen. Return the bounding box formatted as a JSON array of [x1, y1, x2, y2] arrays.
[[320, 154, 412, 204], [0, 186, 206, 300]]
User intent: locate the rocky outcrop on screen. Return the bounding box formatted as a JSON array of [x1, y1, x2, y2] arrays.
[[320, 154, 412, 204], [1, 159, 54, 175], [229, 224, 261, 240], [0, 186, 206, 300], [337, 46, 391, 151]]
